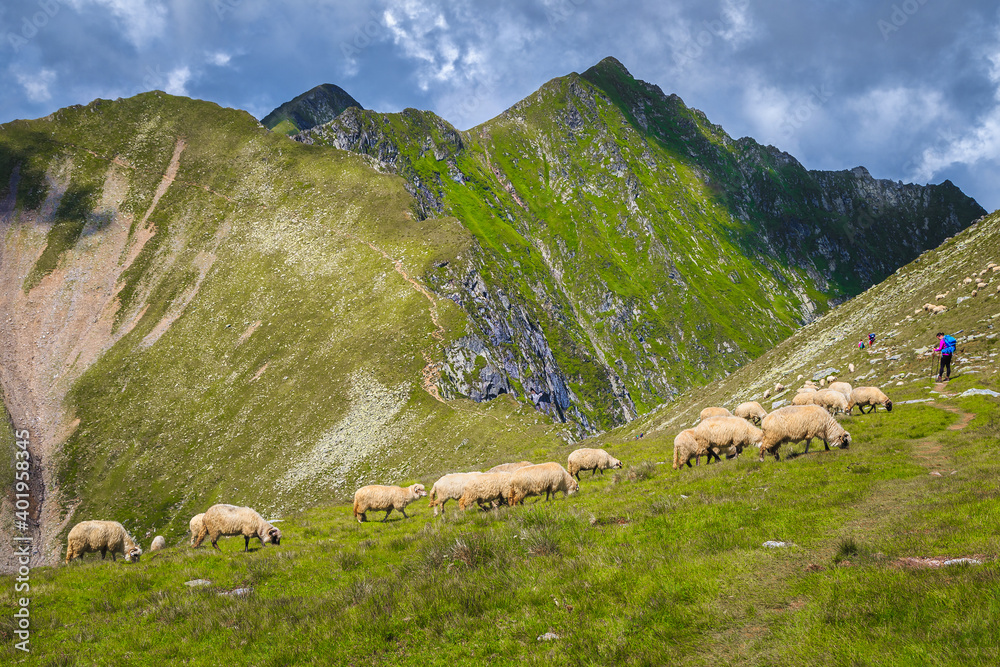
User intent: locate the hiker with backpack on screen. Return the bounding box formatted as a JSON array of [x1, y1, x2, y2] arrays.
[[868, 332, 876, 348], [933, 332, 957, 382]]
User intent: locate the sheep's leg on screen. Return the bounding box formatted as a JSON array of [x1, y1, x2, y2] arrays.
[[111, 551, 117, 562], [382, 508, 393, 522], [823, 437, 830, 451], [244, 536, 250, 552], [212, 537, 221, 551], [400, 507, 409, 519], [685, 458, 693, 468], [100, 548, 107, 560], [804, 439, 811, 454]]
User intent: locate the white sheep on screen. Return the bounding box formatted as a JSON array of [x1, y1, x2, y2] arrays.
[[763, 389, 772, 399], [692, 416, 763, 463], [567, 448, 623, 480], [429, 472, 483, 516], [775, 383, 786, 393], [827, 381, 853, 398], [352, 484, 427, 523], [810, 389, 850, 415], [796, 386, 817, 394], [189, 513, 205, 547], [963, 277, 974, 284], [993, 266, 1000, 273], [826, 375, 837, 383], [819, 378, 826, 387], [935, 293, 947, 300], [458, 473, 513, 511], [65, 520, 142, 563], [486, 461, 533, 473], [150, 536, 166, 552], [848, 363, 855, 373], [759, 405, 852, 461], [932, 304, 947, 314], [506, 463, 578, 506], [193, 504, 283, 550], [734, 401, 767, 425], [699, 406, 731, 421], [972, 290, 979, 297], [672, 429, 701, 469], [848, 387, 893, 414]]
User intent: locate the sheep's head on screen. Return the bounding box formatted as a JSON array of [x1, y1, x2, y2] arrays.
[[568, 477, 580, 495], [265, 527, 282, 546], [610, 457, 623, 470], [838, 432, 852, 449], [410, 484, 428, 499], [124, 547, 142, 563], [885, 400, 893, 412]]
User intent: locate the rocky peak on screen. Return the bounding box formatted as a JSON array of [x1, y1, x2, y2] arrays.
[[261, 83, 362, 136]]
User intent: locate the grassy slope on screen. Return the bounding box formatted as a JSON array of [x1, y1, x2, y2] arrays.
[[304, 59, 983, 431], [0, 94, 569, 547], [3, 215, 998, 665]]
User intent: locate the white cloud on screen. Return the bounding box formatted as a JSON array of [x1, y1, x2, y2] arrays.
[[208, 51, 232, 67], [164, 66, 191, 95], [913, 37, 1000, 181], [67, 0, 167, 49], [14, 68, 57, 103]]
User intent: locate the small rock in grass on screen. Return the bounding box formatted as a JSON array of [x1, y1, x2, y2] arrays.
[[762, 540, 790, 548], [185, 579, 212, 587], [538, 632, 560, 641], [220, 587, 253, 597], [929, 471, 943, 477], [944, 558, 982, 566]]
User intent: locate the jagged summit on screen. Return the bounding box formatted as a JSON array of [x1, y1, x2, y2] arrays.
[[261, 83, 361, 135]]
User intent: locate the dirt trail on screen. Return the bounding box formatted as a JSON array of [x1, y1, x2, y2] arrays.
[[0, 139, 189, 569], [911, 402, 975, 471]]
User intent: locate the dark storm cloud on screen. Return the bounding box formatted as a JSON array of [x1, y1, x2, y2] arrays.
[[2, 0, 997, 209]]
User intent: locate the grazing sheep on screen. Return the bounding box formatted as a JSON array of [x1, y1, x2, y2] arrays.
[[193, 504, 283, 550], [848, 363, 855, 373], [189, 513, 205, 547], [775, 383, 786, 393], [932, 304, 948, 314], [486, 461, 533, 473], [797, 386, 817, 394], [567, 448, 623, 480], [699, 406, 731, 421], [506, 463, 579, 506], [150, 536, 166, 552], [734, 401, 768, 425], [810, 389, 850, 415], [826, 375, 837, 383], [922, 303, 936, 312], [993, 266, 1000, 273], [458, 473, 513, 511], [913, 308, 923, 315], [429, 472, 482, 516], [848, 387, 893, 414], [819, 378, 826, 387], [692, 416, 763, 463], [763, 389, 771, 399], [972, 290, 979, 297], [65, 521, 142, 563], [672, 429, 701, 469], [963, 277, 974, 284], [759, 405, 852, 461], [352, 485, 427, 523], [828, 381, 853, 398], [935, 293, 947, 300]]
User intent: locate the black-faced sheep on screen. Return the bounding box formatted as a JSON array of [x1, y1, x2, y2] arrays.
[[65, 521, 142, 563], [506, 463, 578, 506], [759, 405, 851, 461], [352, 484, 427, 523], [847, 387, 893, 414], [193, 504, 282, 550], [567, 448, 623, 480], [734, 401, 767, 425]]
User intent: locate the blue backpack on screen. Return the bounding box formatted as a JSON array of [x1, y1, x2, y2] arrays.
[[942, 335, 956, 355]]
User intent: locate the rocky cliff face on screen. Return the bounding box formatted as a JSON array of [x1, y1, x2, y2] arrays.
[[298, 57, 984, 434]]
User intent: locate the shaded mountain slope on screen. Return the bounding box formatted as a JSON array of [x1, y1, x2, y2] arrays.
[[261, 83, 362, 136]]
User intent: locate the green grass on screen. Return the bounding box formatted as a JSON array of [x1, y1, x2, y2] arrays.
[[3, 393, 998, 665]]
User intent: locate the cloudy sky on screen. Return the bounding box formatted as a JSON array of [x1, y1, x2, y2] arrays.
[[2, 0, 998, 210]]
